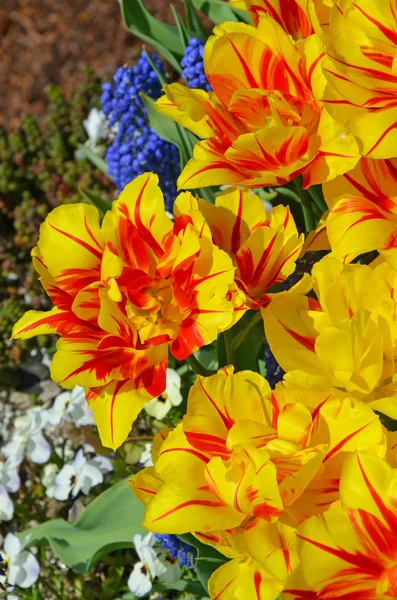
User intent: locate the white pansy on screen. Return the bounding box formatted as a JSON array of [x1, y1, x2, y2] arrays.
[[0, 485, 13, 521], [0, 460, 20, 494], [158, 552, 181, 585], [140, 443, 153, 467], [47, 386, 95, 428], [127, 562, 152, 597], [83, 108, 107, 148], [0, 534, 40, 589], [89, 454, 113, 475], [127, 533, 181, 597], [144, 369, 183, 420], [41, 464, 59, 499], [2, 409, 50, 467], [53, 449, 103, 501]]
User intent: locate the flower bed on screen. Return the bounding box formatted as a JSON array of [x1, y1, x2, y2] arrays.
[[3, 1, 397, 599]]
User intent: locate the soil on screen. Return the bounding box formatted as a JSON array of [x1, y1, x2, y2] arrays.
[[0, 0, 184, 130]]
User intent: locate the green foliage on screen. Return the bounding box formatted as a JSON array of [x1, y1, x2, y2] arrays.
[[191, 0, 251, 23], [0, 69, 113, 377], [179, 534, 229, 593], [21, 480, 145, 574], [118, 0, 186, 72]]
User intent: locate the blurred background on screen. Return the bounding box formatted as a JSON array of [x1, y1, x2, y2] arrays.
[[0, 0, 184, 389], [0, 0, 182, 129]]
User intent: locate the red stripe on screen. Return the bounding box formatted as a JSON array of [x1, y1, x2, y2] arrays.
[[227, 37, 259, 89], [254, 571, 262, 600], [213, 578, 235, 600], [153, 498, 225, 522], [198, 380, 234, 430], [280, 322, 316, 352], [133, 174, 164, 257], [323, 423, 370, 462], [353, 2, 397, 46], [159, 447, 210, 464], [48, 223, 102, 260]]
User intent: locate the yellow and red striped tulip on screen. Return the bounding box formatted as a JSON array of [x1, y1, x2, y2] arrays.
[[295, 451, 397, 599], [198, 187, 305, 308], [235, 0, 333, 39], [262, 255, 397, 418], [156, 16, 359, 191], [12, 173, 238, 450], [131, 368, 385, 528], [322, 0, 397, 158], [323, 158, 397, 268], [131, 368, 386, 598]]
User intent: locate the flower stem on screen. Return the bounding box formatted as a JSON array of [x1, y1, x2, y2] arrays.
[[294, 176, 317, 232], [230, 311, 263, 352], [186, 354, 213, 377], [223, 328, 236, 366]]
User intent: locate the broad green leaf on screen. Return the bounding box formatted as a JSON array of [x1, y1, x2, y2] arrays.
[[118, 0, 184, 72], [78, 145, 108, 174], [79, 188, 112, 216], [21, 480, 145, 574], [178, 533, 229, 592], [192, 0, 250, 23]]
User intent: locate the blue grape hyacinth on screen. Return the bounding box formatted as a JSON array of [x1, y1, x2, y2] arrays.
[[155, 534, 197, 569], [181, 38, 212, 91], [101, 52, 180, 211], [264, 345, 285, 388]]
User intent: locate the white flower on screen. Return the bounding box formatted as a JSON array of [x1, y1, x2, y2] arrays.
[[46, 386, 95, 428], [140, 443, 153, 467], [0, 461, 20, 494], [89, 454, 113, 475], [83, 108, 107, 148], [41, 464, 59, 499], [127, 562, 152, 597], [158, 552, 181, 585], [53, 449, 103, 501], [0, 534, 40, 589], [144, 369, 183, 420], [2, 409, 50, 467], [0, 485, 13, 521], [127, 533, 181, 597]]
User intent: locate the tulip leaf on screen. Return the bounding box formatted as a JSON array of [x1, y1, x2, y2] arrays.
[[79, 188, 112, 216], [118, 0, 185, 72], [191, 0, 250, 23], [178, 533, 229, 592], [20, 480, 145, 574], [78, 145, 108, 174], [184, 0, 208, 38], [171, 5, 191, 49]]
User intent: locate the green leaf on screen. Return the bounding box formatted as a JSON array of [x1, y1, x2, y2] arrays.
[[21, 480, 145, 574], [143, 49, 167, 85], [178, 534, 229, 592], [184, 0, 208, 38], [141, 94, 218, 203], [376, 412, 397, 432], [171, 5, 191, 49], [192, 0, 250, 23], [118, 0, 184, 72], [226, 310, 265, 372], [78, 145, 108, 174], [79, 188, 112, 216]]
